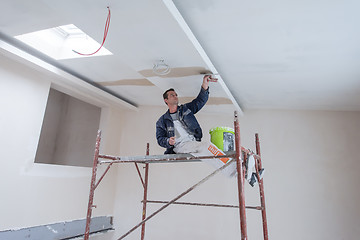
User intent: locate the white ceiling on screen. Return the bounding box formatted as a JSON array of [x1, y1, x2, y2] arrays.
[[1, 0, 360, 112]]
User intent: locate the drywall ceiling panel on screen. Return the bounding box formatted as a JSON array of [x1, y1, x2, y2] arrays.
[[172, 0, 360, 111], [149, 75, 229, 98], [0, 0, 240, 113], [106, 85, 165, 106], [2, 0, 360, 111]]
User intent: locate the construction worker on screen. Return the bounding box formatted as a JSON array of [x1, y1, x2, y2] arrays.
[[156, 75, 210, 154], [155, 75, 236, 177], [155, 75, 264, 183]]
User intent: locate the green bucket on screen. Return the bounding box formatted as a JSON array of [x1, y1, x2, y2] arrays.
[[209, 126, 235, 151]]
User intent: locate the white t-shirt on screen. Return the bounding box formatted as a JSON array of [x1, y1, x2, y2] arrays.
[[170, 112, 195, 147]]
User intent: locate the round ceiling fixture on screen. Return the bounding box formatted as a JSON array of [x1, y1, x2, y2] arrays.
[[153, 59, 171, 76]]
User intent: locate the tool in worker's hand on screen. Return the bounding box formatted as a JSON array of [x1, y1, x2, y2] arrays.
[[208, 76, 218, 82], [206, 74, 218, 82], [201, 72, 219, 82]]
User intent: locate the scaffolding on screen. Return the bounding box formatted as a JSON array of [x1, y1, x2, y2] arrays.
[[84, 111, 268, 240]]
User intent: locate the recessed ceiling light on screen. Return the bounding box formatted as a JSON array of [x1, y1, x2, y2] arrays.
[[15, 24, 112, 60], [153, 59, 171, 75]]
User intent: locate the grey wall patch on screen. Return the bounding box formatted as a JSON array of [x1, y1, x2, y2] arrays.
[[98, 78, 154, 86], [0, 216, 113, 239], [139, 66, 210, 78], [179, 97, 233, 105]]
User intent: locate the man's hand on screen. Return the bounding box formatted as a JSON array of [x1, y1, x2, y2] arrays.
[[169, 137, 176, 146], [202, 75, 217, 90]]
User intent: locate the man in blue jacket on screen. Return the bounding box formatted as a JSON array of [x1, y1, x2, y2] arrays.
[[156, 75, 212, 155], [156, 75, 237, 177], [156, 75, 263, 182]]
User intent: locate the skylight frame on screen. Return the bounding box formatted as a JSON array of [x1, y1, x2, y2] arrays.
[[15, 24, 113, 60]]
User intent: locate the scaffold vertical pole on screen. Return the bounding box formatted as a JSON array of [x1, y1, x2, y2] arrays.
[[84, 130, 101, 240], [234, 111, 248, 240], [141, 143, 150, 240], [255, 134, 269, 240]]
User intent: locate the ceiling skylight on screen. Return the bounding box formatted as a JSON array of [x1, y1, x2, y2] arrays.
[[15, 24, 112, 60]]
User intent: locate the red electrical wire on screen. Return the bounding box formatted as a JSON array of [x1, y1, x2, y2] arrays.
[[72, 6, 111, 56]]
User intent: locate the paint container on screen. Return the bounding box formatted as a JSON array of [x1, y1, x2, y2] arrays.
[[209, 127, 235, 151]]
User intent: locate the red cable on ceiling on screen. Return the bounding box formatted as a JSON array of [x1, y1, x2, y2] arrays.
[[72, 6, 111, 56]]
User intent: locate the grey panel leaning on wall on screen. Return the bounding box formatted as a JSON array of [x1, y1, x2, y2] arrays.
[[0, 216, 113, 239], [35, 88, 101, 167]]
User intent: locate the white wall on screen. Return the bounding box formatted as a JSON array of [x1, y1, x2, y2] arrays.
[[111, 106, 360, 240], [0, 53, 123, 235], [1, 50, 360, 239]]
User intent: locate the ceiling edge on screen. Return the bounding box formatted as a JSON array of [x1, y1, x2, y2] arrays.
[[162, 0, 243, 115]]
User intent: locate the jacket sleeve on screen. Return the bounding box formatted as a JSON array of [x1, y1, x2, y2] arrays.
[[156, 117, 172, 149], [185, 87, 209, 114]]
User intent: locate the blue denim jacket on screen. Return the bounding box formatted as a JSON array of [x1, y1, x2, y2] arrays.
[[156, 87, 209, 154]]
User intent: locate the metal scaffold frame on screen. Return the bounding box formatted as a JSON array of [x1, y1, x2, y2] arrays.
[[84, 111, 268, 240]]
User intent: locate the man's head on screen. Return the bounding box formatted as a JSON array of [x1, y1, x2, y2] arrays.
[[163, 88, 178, 106]]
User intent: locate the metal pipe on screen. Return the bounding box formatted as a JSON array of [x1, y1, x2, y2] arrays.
[[234, 111, 248, 240], [134, 163, 145, 189], [98, 147, 260, 164], [84, 130, 101, 240], [117, 159, 235, 240], [141, 144, 150, 240], [143, 200, 263, 210], [98, 153, 236, 164], [255, 133, 269, 240], [94, 162, 113, 190]]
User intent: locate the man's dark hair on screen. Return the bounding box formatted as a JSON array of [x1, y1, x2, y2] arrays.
[[163, 88, 175, 100]]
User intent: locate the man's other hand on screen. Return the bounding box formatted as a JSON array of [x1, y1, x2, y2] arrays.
[[169, 137, 176, 146]]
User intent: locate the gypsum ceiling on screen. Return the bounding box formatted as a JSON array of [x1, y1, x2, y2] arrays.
[[1, 0, 360, 112]]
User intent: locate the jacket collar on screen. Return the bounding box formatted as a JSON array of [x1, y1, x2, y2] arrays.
[[164, 105, 183, 120]]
